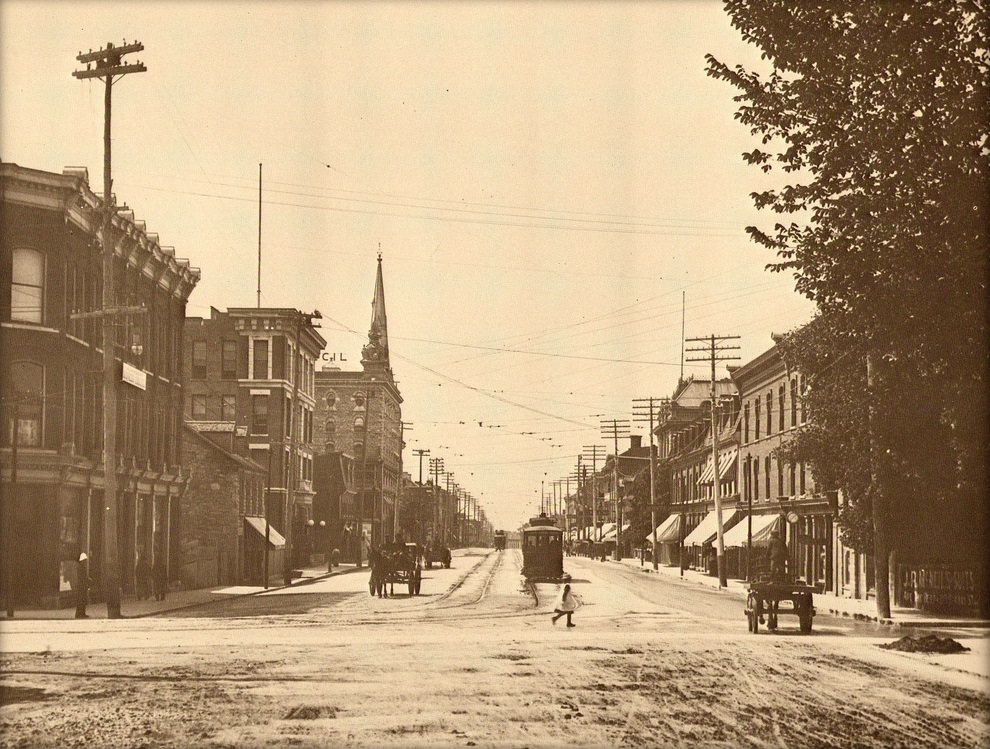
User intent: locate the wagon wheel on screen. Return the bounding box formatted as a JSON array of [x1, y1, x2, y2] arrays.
[[798, 595, 813, 633], [369, 579, 375, 597]]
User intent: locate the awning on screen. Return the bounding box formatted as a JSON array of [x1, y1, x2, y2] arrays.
[[697, 448, 738, 485], [645, 514, 682, 545], [594, 523, 615, 542], [601, 523, 630, 541], [722, 513, 781, 549], [244, 516, 286, 548], [683, 509, 739, 546]]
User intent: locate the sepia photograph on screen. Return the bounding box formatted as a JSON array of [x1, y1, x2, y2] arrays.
[[1, 1, 987, 746]]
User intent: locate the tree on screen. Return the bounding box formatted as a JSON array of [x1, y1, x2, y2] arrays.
[[708, 1, 989, 617]]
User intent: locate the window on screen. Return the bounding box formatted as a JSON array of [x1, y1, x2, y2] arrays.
[[11, 248, 45, 323], [221, 340, 238, 379], [253, 339, 269, 380], [354, 415, 365, 431], [191, 341, 207, 379], [753, 459, 760, 501], [743, 402, 750, 444], [779, 385, 786, 432], [791, 377, 798, 427], [777, 458, 784, 498], [221, 395, 236, 421], [766, 392, 773, 435], [800, 462, 806, 494], [764, 455, 771, 498], [789, 462, 796, 496], [7, 361, 44, 446], [251, 395, 269, 435], [754, 399, 761, 440], [191, 395, 207, 419], [325, 390, 336, 407]]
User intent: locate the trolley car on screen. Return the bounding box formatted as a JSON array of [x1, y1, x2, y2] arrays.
[[521, 514, 569, 582], [493, 530, 507, 551]]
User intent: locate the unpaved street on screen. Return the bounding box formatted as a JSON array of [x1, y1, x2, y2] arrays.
[[1, 549, 988, 748]]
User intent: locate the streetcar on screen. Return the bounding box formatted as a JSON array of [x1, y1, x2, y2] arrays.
[[521, 513, 568, 582], [493, 530, 507, 551]]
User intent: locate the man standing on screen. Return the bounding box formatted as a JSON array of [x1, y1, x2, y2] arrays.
[[74, 552, 91, 619]]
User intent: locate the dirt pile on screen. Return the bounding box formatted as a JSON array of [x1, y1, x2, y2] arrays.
[[879, 634, 971, 654]]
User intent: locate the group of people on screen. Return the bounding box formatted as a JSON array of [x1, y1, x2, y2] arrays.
[[71, 551, 169, 619]]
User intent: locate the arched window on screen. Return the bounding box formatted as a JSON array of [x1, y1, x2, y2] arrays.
[[324, 419, 335, 434], [7, 361, 44, 446], [325, 390, 336, 408], [354, 415, 365, 431], [11, 248, 45, 323], [353, 392, 365, 408]]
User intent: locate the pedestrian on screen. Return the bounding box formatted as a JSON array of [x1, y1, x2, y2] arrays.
[[768, 529, 789, 583], [551, 583, 579, 628], [135, 554, 151, 600], [152, 555, 168, 601], [74, 552, 91, 619]]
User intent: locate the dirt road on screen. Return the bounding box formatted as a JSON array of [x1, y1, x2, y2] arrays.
[[1, 549, 987, 748]]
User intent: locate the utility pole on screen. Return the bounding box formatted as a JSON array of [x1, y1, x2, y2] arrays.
[[582, 445, 605, 548], [73, 41, 146, 619], [686, 333, 740, 588], [633, 397, 669, 570], [429, 457, 444, 546], [444, 472, 455, 547], [601, 419, 630, 561], [396, 421, 411, 540]]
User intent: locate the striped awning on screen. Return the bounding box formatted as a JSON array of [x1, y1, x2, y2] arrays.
[[645, 514, 682, 545], [721, 514, 781, 549], [697, 448, 738, 485], [682, 509, 739, 546]]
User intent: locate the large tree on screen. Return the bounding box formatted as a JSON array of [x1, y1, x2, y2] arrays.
[[707, 1, 988, 616]]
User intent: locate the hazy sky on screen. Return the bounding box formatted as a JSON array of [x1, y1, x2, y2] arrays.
[[1, 1, 815, 530]]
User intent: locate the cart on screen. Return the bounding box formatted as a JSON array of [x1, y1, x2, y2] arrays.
[[373, 543, 423, 597], [745, 577, 816, 633]]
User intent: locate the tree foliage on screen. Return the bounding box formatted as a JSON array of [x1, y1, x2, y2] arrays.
[[707, 2, 989, 571]]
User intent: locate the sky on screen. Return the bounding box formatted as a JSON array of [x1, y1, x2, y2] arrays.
[[0, 0, 816, 531]]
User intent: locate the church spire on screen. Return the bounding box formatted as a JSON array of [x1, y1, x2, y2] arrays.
[[361, 251, 392, 378]]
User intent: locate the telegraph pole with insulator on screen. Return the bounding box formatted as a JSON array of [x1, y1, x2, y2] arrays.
[[73, 41, 146, 619]]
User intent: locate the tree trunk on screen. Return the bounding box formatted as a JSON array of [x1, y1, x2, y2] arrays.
[[867, 352, 891, 619]]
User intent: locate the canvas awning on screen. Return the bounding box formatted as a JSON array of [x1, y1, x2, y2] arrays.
[[682, 509, 739, 546], [601, 523, 630, 541], [721, 513, 781, 549], [244, 516, 286, 548], [697, 448, 738, 485], [645, 514, 682, 545], [594, 523, 615, 542]]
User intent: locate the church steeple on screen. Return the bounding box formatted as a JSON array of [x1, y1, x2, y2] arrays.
[[361, 252, 392, 379]]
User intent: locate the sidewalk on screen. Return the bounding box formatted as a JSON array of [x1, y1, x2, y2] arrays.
[[610, 556, 990, 629], [0, 563, 362, 621]]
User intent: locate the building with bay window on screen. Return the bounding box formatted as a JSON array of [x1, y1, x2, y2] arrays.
[[1, 163, 199, 608]]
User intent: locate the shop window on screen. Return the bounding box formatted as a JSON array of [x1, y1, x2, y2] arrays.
[[7, 361, 44, 446], [11, 248, 45, 324]]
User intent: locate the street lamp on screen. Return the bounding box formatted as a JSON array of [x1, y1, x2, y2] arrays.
[[319, 519, 332, 571]]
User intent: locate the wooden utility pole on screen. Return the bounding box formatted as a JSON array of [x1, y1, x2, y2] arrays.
[[582, 445, 605, 548], [633, 397, 670, 570], [601, 419, 630, 561], [686, 333, 740, 588], [73, 41, 146, 619]]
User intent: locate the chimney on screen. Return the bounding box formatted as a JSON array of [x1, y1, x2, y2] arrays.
[[629, 435, 642, 450]]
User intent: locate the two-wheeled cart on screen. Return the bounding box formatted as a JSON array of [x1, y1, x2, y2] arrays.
[[745, 577, 816, 634]]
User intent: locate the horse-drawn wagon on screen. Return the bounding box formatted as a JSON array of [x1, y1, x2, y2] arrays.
[[370, 542, 423, 597]]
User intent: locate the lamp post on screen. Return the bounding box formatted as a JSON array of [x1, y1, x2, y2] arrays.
[[320, 520, 331, 571]]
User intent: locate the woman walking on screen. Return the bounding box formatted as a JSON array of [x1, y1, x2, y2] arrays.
[[551, 583, 579, 627]]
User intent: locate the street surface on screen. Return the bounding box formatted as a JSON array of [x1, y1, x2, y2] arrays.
[[1, 548, 987, 748]]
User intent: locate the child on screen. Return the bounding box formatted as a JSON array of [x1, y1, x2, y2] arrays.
[[551, 583, 578, 627]]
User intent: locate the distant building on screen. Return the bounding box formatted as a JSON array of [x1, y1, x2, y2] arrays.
[[182, 306, 325, 579], [314, 256, 403, 559], [0, 163, 199, 607]]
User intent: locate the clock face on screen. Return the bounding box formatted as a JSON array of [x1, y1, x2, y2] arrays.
[[787, 511, 799, 524]]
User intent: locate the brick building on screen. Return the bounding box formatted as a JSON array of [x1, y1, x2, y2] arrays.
[[182, 306, 325, 578], [313, 256, 403, 560], [0, 163, 199, 608]]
